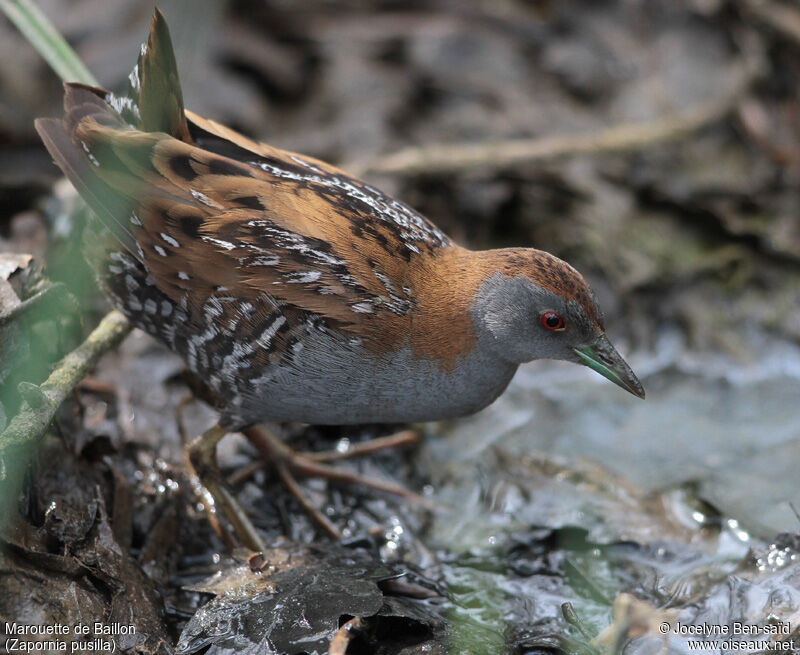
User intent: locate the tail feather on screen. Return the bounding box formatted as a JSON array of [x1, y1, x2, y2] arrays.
[[35, 9, 191, 260], [57, 9, 191, 141], [124, 8, 191, 140], [34, 114, 140, 257]]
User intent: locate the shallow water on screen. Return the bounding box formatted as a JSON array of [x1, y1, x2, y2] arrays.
[[171, 331, 800, 653], [382, 329, 800, 652]]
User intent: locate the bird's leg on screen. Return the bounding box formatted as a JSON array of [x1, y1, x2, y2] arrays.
[[186, 424, 267, 553], [305, 430, 419, 462], [175, 392, 197, 446], [272, 456, 342, 539], [229, 429, 420, 484], [239, 426, 437, 538]]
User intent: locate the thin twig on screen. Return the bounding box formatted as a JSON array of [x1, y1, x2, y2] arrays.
[[328, 617, 365, 655], [562, 603, 597, 642], [0, 310, 131, 457], [349, 65, 754, 177]]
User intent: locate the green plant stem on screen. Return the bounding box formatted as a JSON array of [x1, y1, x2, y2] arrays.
[[0, 0, 134, 463], [0, 310, 131, 458], [0, 0, 97, 85]]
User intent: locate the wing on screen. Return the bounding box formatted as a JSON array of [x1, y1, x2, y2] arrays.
[[37, 86, 453, 349], [35, 8, 453, 354]]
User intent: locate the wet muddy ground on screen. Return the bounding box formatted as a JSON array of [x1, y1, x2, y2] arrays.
[[2, 1, 800, 653]]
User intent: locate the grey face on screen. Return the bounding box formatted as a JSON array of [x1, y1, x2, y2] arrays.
[[472, 273, 597, 364], [472, 273, 645, 398]]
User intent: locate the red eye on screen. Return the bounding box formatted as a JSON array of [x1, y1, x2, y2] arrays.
[[541, 312, 565, 331]]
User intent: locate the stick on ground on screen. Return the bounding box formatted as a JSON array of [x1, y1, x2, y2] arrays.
[[0, 309, 131, 457], [349, 64, 755, 177]]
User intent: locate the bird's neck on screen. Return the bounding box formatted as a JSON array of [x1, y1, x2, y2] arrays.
[[405, 245, 528, 370]]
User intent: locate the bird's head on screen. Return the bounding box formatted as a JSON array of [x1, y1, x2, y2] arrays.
[[472, 248, 644, 398]]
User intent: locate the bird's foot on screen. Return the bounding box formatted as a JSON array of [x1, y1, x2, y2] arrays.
[[186, 424, 267, 553], [239, 426, 436, 539]]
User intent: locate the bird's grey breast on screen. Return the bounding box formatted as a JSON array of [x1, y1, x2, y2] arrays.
[[232, 321, 518, 426]]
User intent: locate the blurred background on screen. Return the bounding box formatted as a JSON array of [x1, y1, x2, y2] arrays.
[[1, 1, 800, 653]]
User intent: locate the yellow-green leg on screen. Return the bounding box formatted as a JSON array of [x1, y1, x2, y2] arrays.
[[187, 424, 267, 553]]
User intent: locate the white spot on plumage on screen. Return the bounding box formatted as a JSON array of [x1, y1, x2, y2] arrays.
[[128, 64, 141, 91], [191, 189, 218, 207], [289, 155, 325, 174], [374, 270, 397, 293], [144, 299, 157, 315], [247, 223, 344, 265], [160, 233, 180, 248], [204, 297, 224, 319], [162, 321, 176, 347], [252, 161, 448, 250], [385, 294, 413, 314], [106, 93, 140, 120], [351, 302, 374, 314], [256, 316, 287, 348], [80, 140, 100, 167], [202, 236, 236, 251], [195, 325, 218, 345], [154, 245, 167, 257], [250, 255, 280, 266], [310, 249, 344, 265], [338, 274, 359, 287], [221, 341, 256, 371], [178, 271, 190, 280], [186, 339, 198, 371], [285, 271, 321, 283]]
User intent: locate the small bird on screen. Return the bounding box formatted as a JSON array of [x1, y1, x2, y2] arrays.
[[36, 11, 643, 550]]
